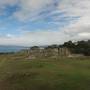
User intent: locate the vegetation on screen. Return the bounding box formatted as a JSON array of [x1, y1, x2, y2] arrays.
[[0, 54, 90, 90], [63, 40, 90, 56], [30, 46, 40, 50]]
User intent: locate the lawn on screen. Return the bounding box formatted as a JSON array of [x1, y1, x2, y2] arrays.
[[0, 55, 90, 90]]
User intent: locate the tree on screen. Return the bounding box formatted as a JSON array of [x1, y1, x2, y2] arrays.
[[30, 46, 40, 50], [63, 41, 75, 48]]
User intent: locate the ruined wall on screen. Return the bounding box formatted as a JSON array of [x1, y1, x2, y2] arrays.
[[28, 47, 70, 59]]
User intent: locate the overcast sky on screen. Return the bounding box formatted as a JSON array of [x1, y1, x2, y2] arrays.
[[0, 0, 90, 46]]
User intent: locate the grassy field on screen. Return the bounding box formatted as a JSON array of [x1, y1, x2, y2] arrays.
[[0, 55, 90, 90]]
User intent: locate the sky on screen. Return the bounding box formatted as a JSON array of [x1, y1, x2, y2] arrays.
[[0, 0, 90, 46]]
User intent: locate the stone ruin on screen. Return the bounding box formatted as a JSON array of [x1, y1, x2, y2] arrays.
[[27, 47, 71, 59]]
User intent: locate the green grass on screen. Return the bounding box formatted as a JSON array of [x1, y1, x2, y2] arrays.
[[0, 55, 90, 90]]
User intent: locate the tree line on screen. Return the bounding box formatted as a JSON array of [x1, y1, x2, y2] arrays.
[[62, 40, 90, 56]]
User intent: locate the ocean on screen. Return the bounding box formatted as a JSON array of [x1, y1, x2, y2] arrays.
[[0, 46, 28, 53]]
